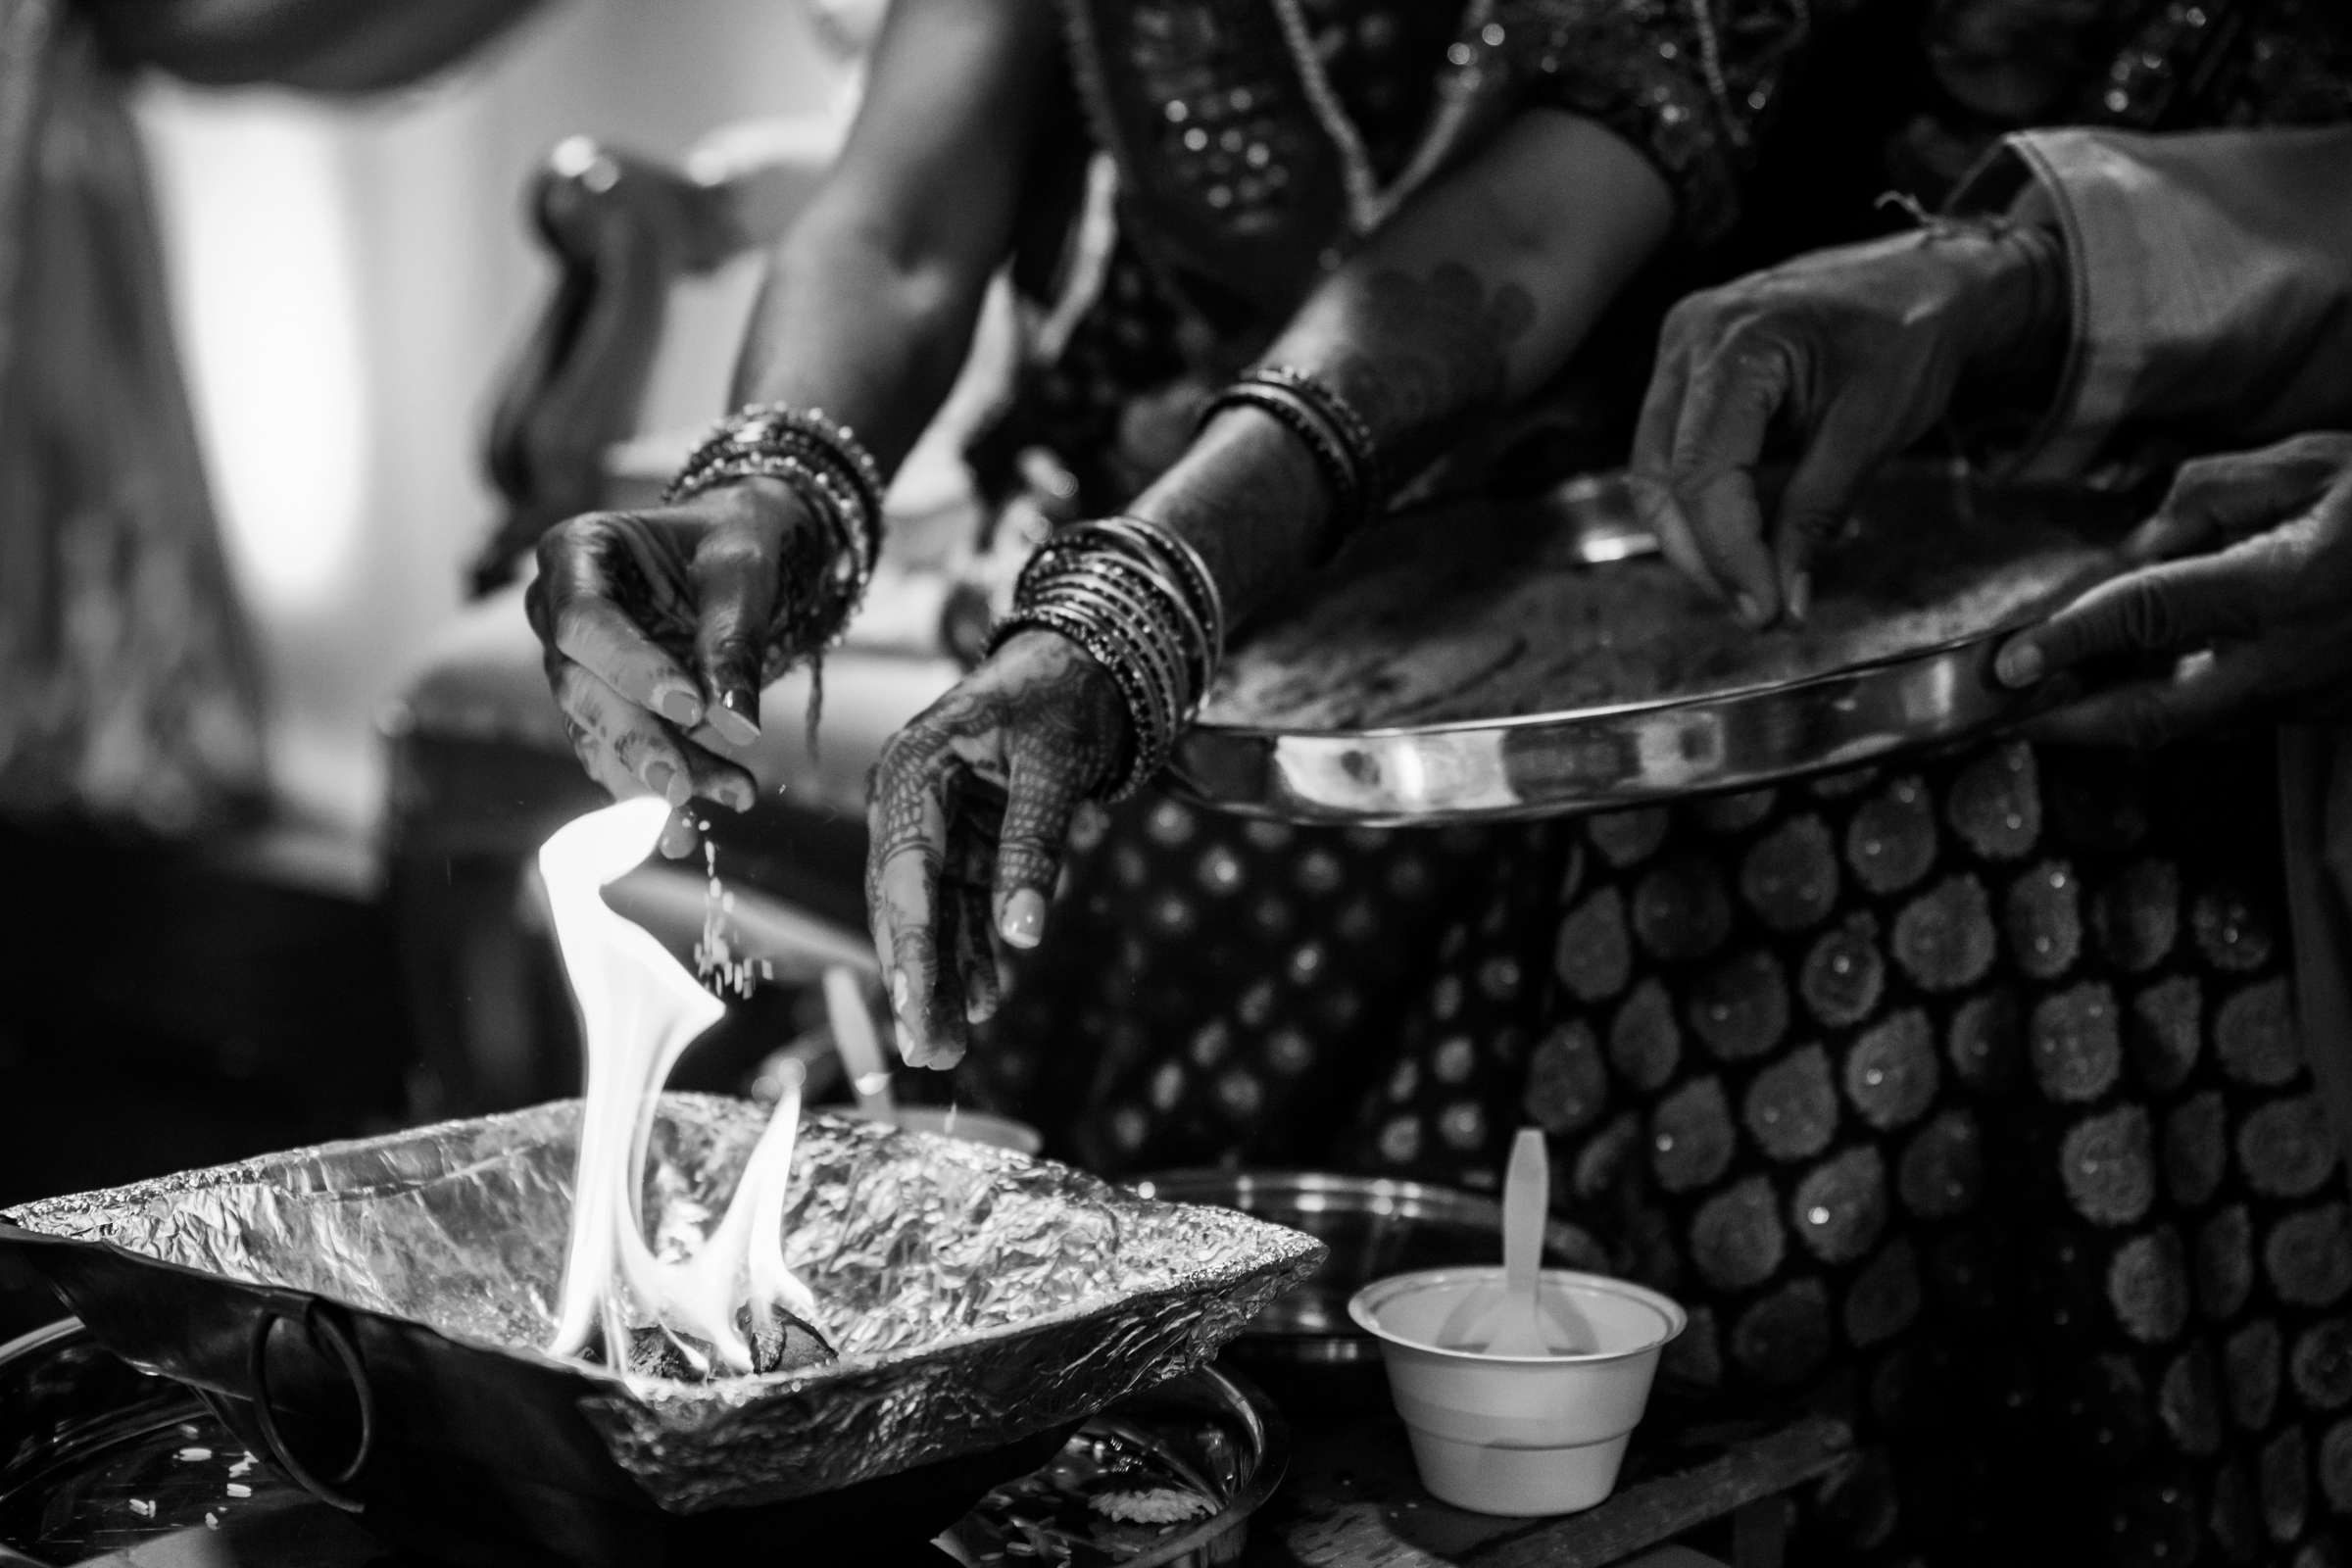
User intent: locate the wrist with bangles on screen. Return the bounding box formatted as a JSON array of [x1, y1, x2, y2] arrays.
[[988, 514, 1225, 802], [664, 403, 887, 680], [1195, 363, 1389, 540]]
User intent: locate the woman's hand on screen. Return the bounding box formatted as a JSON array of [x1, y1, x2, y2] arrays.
[[866, 630, 1130, 1067], [526, 476, 835, 853], [1995, 433, 2352, 747], [1630, 222, 2066, 626]]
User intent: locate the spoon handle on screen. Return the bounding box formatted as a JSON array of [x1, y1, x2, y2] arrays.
[[1503, 1127, 1547, 1304], [823, 966, 896, 1117]]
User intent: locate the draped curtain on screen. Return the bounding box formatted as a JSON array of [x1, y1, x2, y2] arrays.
[[0, 0, 545, 834]]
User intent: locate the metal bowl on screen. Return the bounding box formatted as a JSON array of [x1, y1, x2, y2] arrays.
[[1125, 1171, 1600, 1403]]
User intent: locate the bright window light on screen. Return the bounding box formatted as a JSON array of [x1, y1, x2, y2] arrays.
[[140, 92, 370, 616]]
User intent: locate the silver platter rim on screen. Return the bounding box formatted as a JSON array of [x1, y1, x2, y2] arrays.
[[1169, 613, 2065, 826]]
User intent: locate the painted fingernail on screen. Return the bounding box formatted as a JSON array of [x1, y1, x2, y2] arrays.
[[645, 760, 680, 803], [1000, 890, 1046, 949], [1787, 573, 1812, 624], [1734, 593, 1768, 630], [1998, 641, 2044, 687], [967, 993, 998, 1024], [656, 686, 703, 728], [723, 776, 757, 813], [710, 690, 762, 746], [895, 1020, 922, 1064], [891, 969, 910, 1015]]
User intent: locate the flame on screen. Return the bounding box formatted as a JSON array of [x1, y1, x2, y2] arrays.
[[539, 799, 819, 1376]]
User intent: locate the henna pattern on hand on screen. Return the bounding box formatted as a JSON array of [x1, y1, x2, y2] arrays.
[[865, 634, 1127, 1057]]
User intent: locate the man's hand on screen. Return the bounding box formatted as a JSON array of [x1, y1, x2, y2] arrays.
[[1997, 433, 2352, 747], [1631, 221, 2067, 626]]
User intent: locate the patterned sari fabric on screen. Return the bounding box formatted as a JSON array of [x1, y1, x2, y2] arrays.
[[957, 1, 2352, 1560]]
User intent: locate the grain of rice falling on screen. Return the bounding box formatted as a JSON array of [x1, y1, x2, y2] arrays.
[[537, 798, 820, 1375]]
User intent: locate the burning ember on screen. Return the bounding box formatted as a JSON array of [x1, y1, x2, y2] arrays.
[[536, 799, 831, 1382]]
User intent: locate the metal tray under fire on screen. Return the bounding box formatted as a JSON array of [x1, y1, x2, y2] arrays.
[[0, 1099, 1320, 1567], [0, 1321, 1286, 1568]]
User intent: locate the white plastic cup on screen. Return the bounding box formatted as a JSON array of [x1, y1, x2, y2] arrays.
[[1349, 1266, 1686, 1516], [842, 1105, 1044, 1155]]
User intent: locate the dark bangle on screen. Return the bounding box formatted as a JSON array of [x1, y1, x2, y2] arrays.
[[1196, 383, 1366, 534], [1247, 364, 1387, 514], [986, 605, 1161, 800]]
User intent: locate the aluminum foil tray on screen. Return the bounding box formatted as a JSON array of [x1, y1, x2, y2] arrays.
[[1176, 467, 2135, 822], [0, 1098, 1321, 1565]]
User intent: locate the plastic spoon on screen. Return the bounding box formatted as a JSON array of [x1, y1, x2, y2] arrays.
[[1437, 1128, 1555, 1353], [822, 966, 896, 1124], [1485, 1129, 1553, 1356]]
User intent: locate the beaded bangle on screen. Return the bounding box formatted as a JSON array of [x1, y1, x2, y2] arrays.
[[1101, 516, 1226, 669], [662, 404, 891, 689], [1246, 364, 1385, 514], [1197, 382, 1365, 534], [992, 508, 1234, 799], [1029, 558, 1197, 730], [677, 451, 872, 578], [987, 604, 1169, 800], [676, 453, 866, 664], [671, 404, 884, 519], [1068, 552, 1210, 707], [667, 403, 886, 575], [1021, 536, 1212, 703]]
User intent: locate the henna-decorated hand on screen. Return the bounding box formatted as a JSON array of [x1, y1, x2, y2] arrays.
[[1629, 221, 2068, 627], [1996, 433, 2352, 747], [526, 477, 837, 856], [865, 629, 1129, 1068]]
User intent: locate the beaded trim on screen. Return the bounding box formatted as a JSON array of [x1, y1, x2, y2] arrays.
[[663, 404, 887, 679]]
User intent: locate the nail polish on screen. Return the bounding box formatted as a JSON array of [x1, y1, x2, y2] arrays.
[[657, 688, 703, 728], [711, 690, 761, 746], [1787, 573, 1812, 624], [1000, 890, 1046, 949], [645, 760, 679, 803], [1998, 642, 2044, 687], [892, 969, 910, 1013]]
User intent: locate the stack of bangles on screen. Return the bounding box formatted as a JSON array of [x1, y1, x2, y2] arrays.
[[987, 515, 1227, 802], [664, 403, 887, 672]]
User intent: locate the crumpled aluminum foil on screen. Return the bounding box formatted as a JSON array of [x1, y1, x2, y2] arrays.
[[8, 1095, 1322, 1510]]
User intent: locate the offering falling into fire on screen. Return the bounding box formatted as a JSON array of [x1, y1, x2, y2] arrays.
[[537, 798, 831, 1381]]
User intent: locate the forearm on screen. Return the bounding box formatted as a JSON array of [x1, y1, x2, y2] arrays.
[[1133, 111, 1675, 626], [728, 203, 997, 481], [718, 0, 1051, 485]]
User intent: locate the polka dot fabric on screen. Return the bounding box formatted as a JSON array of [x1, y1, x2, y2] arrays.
[[962, 733, 2352, 1563]]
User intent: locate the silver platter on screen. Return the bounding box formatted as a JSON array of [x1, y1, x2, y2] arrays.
[[1173, 466, 2133, 824]]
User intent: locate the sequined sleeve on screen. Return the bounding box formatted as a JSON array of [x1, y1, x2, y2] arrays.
[[1456, 0, 1821, 246]]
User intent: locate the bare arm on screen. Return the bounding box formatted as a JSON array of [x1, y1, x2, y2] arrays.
[[1132, 110, 1675, 624], [872, 110, 1676, 1064], [727, 0, 1057, 476], [529, 0, 1055, 819]]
